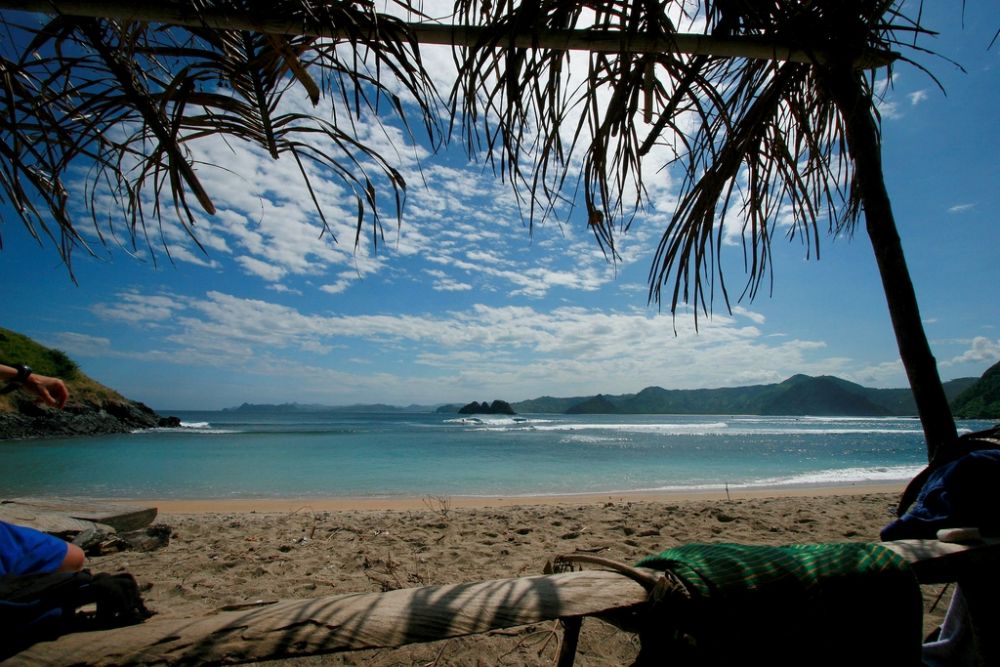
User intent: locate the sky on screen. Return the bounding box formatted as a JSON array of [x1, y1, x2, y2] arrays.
[[1, 3, 999, 411]]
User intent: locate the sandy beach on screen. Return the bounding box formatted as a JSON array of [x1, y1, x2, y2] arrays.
[[83, 485, 950, 666]]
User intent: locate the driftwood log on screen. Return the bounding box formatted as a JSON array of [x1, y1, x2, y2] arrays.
[[9, 569, 649, 666], [8, 538, 1000, 666]]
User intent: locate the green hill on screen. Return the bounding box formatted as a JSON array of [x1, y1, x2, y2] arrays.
[[759, 375, 890, 416], [951, 360, 1000, 419], [513, 395, 588, 413], [565, 394, 618, 414]]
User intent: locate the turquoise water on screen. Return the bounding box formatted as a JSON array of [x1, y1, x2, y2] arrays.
[[0, 412, 993, 499]]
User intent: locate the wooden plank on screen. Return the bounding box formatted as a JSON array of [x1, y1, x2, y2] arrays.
[[0, 505, 102, 535], [9, 569, 649, 667], [2, 497, 157, 533]]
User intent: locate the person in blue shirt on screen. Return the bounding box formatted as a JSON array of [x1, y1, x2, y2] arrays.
[[0, 521, 86, 577]]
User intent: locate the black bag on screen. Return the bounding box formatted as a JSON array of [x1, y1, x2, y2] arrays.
[[0, 569, 151, 658]]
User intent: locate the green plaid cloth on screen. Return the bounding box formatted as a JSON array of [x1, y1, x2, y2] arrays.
[[638, 542, 907, 597], [634, 543, 923, 666]]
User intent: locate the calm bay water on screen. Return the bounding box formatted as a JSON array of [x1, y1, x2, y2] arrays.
[[0, 412, 993, 500]]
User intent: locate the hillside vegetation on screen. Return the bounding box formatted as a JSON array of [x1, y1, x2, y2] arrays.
[[951, 360, 1000, 419]]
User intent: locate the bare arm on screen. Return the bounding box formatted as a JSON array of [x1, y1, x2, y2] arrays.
[[1, 363, 70, 408]]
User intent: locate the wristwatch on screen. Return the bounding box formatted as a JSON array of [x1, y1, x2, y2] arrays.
[[1, 363, 32, 394]]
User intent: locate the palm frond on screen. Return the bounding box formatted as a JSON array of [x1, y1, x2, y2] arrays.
[[644, 0, 934, 320], [448, 0, 697, 259], [0, 0, 441, 261]]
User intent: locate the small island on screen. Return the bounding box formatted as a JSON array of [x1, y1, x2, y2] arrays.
[[458, 400, 516, 415]]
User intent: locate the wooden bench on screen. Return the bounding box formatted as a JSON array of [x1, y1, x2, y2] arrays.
[[7, 535, 999, 666]]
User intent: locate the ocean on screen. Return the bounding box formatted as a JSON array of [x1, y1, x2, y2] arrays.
[[0, 412, 993, 500]]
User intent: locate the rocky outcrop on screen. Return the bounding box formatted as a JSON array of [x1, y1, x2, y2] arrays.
[[458, 400, 516, 415], [0, 397, 179, 440]]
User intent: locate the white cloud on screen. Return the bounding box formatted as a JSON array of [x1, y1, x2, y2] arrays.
[[267, 284, 301, 295], [874, 73, 902, 119], [50, 332, 113, 356], [91, 292, 183, 324], [732, 306, 766, 325], [876, 99, 901, 120], [948, 203, 975, 214], [847, 360, 905, 388], [908, 90, 929, 105], [945, 336, 1000, 365], [320, 280, 352, 294], [87, 289, 864, 404], [162, 245, 221, 268], [236, 255, 288, 282], [432, 278, 474, 292]]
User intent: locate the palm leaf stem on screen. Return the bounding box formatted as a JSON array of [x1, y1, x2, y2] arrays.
[[0, 0, 896, 68]]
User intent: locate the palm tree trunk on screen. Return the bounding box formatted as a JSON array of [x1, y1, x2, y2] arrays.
[[824, 66, 957, 463]]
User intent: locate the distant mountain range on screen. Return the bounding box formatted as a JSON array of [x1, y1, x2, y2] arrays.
[[514, 374, 979, 417], [227, 371, 995, 417]]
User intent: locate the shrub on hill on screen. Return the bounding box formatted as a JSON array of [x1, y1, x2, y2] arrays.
[[952, 361, 1000, 419]]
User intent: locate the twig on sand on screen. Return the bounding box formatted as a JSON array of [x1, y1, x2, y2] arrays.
[[419, 642, 449, 667], [498, 620, 561, 661], [422, 495, 453, 520]]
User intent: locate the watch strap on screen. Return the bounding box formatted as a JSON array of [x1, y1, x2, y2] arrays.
[[1, 363, 33, 394]]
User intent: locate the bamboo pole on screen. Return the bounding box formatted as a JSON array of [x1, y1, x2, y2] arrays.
[[0, 0, 895, 68], [10, 569, 650, 666], [883, 538, 1000, 585]]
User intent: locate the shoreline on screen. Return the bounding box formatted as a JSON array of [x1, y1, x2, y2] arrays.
[[135, 480, 906, 513]]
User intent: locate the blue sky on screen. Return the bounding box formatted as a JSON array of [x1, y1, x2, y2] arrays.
[[2, 3, 998, 411]]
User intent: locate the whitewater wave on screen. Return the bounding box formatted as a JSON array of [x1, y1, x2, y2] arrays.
[[751, 465, 924, 487], [566, 464, 926, 496], [444, 416, 553, 427], [133, 422, 240, 435], [533, 422, 731, 434], [560, 434, 631, 444], [724, 427, 926, 436], [524, 422, 925, 437]]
